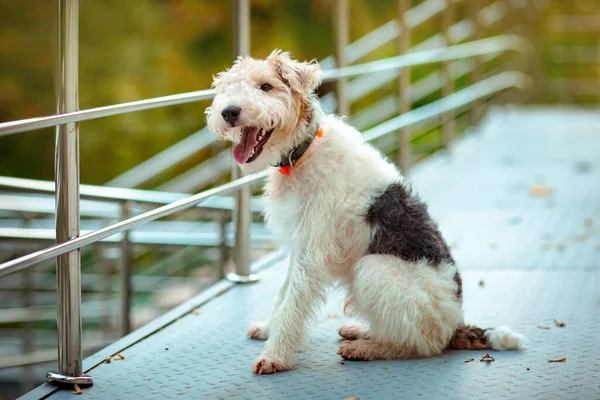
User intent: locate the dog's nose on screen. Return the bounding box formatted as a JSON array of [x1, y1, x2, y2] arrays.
[[221, 105, 241, 126]]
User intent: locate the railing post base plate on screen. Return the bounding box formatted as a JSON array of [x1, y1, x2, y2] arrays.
[[226, 272, 259, 284], [46, 370, 93, 386]]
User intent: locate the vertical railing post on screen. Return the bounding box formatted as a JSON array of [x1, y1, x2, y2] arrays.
[[442, 0, 455, 148], [120, 201, 132, 336], [398, 0, 412, 172], [47, 0, 92, 386], [228, 0, 258, 284], [21, 267, 34, 392], [522, 0, 537, 103], [334, 0, 349, 117], [21, 216, 34, 392], [469, 0, 484, 123], [503, 0, 526, 106], [217, 212, 228, 280], [97, 246, 112, 341]]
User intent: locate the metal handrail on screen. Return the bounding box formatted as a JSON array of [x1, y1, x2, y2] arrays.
[[0, 171, 266, 277], [363, 71, 530, 142], [0, 69, 528, 278], [321, 34, 528, 81], [0, 35, 528, 138], [0, 89, 215, 137], [0, 176, 264, 212]]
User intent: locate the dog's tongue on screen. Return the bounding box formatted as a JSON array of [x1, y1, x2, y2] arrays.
[[233, 127, 260, 164]]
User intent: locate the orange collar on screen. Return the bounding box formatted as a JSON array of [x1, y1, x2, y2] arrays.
[[278, 127, 323, 176]]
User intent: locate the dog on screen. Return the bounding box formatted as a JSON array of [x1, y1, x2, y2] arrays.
[[206, 50, 524, 375]]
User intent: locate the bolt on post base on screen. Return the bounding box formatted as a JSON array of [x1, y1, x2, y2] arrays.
[[226, 272, 259, 284], [46, 370, 93, 386]]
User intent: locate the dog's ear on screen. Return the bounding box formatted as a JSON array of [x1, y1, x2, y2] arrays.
[[267, 49, 322, 95]]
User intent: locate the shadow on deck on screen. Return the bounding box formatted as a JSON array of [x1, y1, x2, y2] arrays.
[[26, 107, 600, 399]]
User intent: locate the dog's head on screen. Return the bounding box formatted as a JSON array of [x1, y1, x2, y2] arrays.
[[206, 50, 322, 173]]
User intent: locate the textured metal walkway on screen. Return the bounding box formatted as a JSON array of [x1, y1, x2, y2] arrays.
[[27, 107, 600, 399]]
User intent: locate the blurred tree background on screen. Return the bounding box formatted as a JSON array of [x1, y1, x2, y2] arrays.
[[0, 0, 397, 186]]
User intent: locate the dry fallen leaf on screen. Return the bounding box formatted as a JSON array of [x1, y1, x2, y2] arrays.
[[464, 358, 475, 363], [191, 307, 200, 315], [529, 184, 553, 197], [72, 383, 85, 395], [343, 397, 359, 400], [554, 319, 566, 327], [328, 313, 338, 319], [548, 357, 566, 363], [538, 326, 551, 330], [480, 353, 495, 362]]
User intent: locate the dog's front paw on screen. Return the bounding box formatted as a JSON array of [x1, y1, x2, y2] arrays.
[[253, 354, 292, 375], [247, 321, 269, 340]]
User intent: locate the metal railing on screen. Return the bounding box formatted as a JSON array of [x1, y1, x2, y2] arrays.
[[0, 0, 532, 389], [0, 176, 264, 212]]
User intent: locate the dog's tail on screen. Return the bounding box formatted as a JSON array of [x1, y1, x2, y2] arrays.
[[449, 324, 524, 351]]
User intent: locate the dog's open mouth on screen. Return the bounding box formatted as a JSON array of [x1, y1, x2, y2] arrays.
[[233, 126, 274, 164]]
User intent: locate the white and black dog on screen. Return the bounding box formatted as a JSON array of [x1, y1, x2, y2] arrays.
[[206, 50, 523, 375]]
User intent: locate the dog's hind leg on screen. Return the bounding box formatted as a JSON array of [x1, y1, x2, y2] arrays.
[[338, 339, 412, 360], [340, 254, 464, 360]]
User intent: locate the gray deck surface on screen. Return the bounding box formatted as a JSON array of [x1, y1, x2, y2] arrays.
[[40, 107, 600, 399]]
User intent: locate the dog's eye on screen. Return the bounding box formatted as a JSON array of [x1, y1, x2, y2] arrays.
[[260, 83, 273, 92]]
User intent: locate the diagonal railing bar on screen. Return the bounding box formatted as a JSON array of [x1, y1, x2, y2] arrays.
[[0, 171, 267, 277], [105, 132, 216, 188], [0, 175, 264, 212], [363, 71, 530, 142], [0, 89, 215, 137], [321, 35, 528, 81]]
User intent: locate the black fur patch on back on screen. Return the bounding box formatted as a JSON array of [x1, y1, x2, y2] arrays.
[[365, 182, 454, 266]]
